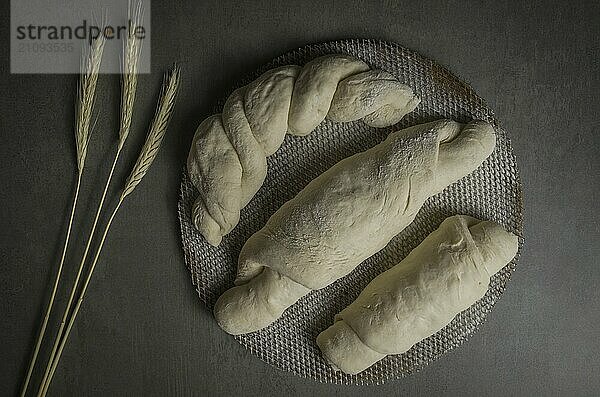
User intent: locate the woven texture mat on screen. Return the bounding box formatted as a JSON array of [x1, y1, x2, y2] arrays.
[[178, 39, 524, 385]]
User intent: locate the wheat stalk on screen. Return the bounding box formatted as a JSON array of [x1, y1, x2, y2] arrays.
[[122, 66, 180, 198], [19, 33, 106, 397], [75, 35, 106, 171], [39, 64, 180, 397], [37, 4, 145, 396], [119, 0, 143, 147]]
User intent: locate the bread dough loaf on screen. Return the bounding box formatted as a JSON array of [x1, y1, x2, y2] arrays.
[[214, 120, 497, 335], [316, 215, 519, 374], [187, 54, 420, 246]]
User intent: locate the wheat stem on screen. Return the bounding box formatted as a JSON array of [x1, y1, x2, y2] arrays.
[[36, 148, 122, 397], [21, 30, 105, 397], [35, 5, 145, 394], [19, 172, 82, 397], [40, 197, 122, 397], [39, 64, 180, 397]]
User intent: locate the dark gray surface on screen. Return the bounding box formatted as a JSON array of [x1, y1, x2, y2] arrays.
[[1, 0, 598, 396]]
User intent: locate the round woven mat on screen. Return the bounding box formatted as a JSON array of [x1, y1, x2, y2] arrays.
[[178, 39, 523, 385]]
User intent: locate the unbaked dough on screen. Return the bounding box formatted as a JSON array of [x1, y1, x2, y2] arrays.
[[187, 54, 420, 246], [213, 120, 497, 335], [316, 215, 519, 374]]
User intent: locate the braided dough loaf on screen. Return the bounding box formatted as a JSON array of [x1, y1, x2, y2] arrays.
[[187, 54, 420, 246], [316, 215, 519, 374], [214, 120, 497, 335]]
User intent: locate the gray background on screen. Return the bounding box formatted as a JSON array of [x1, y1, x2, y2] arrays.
[[1, 0, 598, 396]]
